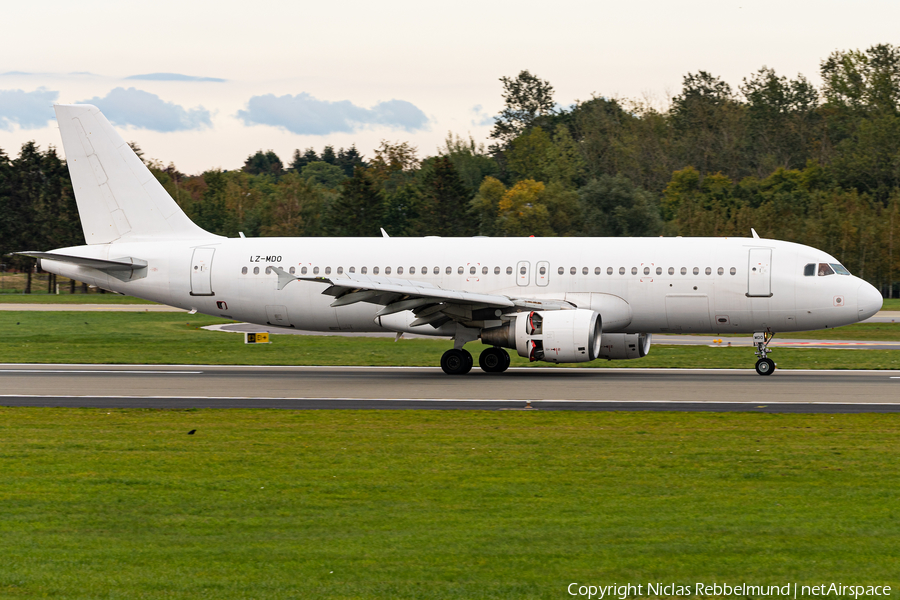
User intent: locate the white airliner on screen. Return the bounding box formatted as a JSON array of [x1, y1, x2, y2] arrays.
[[22, 105, 883, 376]]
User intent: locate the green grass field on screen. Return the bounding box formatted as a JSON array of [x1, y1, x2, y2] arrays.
[[0, 408, 898, 599], [1, 312, 898, 370]]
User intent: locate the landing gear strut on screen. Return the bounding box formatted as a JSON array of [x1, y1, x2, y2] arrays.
[[441, 348, 473, 375], [479, 347, 511, 373], [753, 331, 776, 376]]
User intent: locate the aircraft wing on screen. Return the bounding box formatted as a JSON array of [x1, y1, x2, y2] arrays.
[[272, 267, 571, 328]]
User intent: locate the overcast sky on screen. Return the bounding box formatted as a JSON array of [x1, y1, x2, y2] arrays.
[[0, 0, 897, 173]]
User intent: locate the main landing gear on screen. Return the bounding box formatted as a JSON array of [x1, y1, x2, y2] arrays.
[[753, 331, 776, 376], [440, 347, 510, 375], [478, 347, 511, 373], [440, 348, 473, 375]]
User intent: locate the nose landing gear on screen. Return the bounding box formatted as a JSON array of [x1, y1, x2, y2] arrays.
[[753, 331, 776, 376]]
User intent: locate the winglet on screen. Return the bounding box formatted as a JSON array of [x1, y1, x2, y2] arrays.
[[751, 228, 760, 239], [381, 228, 390, 238]]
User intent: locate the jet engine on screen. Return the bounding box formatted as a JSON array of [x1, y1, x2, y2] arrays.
[[481, 309, 602, 363], [595, 333, 652, 360]]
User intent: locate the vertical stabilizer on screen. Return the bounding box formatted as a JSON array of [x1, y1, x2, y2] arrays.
[[54, 104, 215, 244]]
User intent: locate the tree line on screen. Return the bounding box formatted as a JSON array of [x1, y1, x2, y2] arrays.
[[1, 43, 898, 296]]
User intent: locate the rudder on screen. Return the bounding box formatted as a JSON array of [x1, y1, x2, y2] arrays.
[[54, 104, 215, 244]]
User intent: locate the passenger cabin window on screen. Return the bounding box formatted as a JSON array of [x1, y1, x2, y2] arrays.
[[470, 266, 477, 275], [482, 266, 488, 275], [692, 267, 699, 275], [631, 267, 638, 275], [313, 267, 319, 274], [656, 267, 662, 275], [595, 267, 601, 275], [433, 267, 439, 275], [506, 267, 513, 275], [583, 267, 589, 275], [241, 267, 248, 274], [668, 267, 674, 275], [717, 267, 724, 275], [397, 267, 403, 274], [558, 267, 564, 275], [349, 267, 355, 273], [730, 267, 736, 275], [361, 267, 367, 274], [680, 267, 687, 275], [570, 267, 577, 275], [300, 266, 307, 275], [447, 267, 452, 274], [325, 267, 331, 274], [459, 267, 464, 274], [804, 263, 815, 276], [290, 266, 296, 275], [818, 263, 835, 276], [373, 267, 380, 274], [494, 267, 501, 275], [608, 267, 614, 275], [643, 267, 650, 275], [385, 267, 391, 274], [619, 267, 626, 275], [409, 267, 415, 274], [253, 267, 260, 275], [337, 267, 343, 274]]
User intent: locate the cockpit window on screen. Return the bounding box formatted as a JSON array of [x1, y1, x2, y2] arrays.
[[803, 263, 815, 276], [831, 263, 851, 276], [817, 263, 835, 276]]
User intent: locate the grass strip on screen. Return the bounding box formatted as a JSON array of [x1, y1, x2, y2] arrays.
[[0, 408, 898, 599], [0, 312, 898, 369]]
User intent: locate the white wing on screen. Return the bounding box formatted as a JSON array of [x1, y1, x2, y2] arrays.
[[273, 267, 571, 328]]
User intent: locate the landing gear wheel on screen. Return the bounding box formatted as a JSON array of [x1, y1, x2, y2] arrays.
[[479, 347, 510, 373], [755, 358, 775, 376], [441, 349, 473, 375]]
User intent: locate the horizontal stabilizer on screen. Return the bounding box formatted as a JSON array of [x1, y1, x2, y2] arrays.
[[18, 251, 147, 272]]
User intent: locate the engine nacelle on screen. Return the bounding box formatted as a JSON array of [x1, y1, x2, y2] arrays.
[[596, 333, 652, 360], [482, 309, 602, 363]]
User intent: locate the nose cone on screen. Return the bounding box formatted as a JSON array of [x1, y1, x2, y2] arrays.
[[857, 281, 883, 321]]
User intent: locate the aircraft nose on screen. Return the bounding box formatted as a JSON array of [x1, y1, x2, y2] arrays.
[[857, 281, 883, 321]]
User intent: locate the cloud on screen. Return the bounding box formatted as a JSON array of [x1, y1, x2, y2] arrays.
[[78, 87, 212, 132], [470, 104, 495, 127], [0, 87, 59, 130], [236, 92, 429, 135], [125, 73, 226, 83]]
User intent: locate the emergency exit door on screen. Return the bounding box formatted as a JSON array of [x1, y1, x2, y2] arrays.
[[747, 248, 772, 297], [190, 247, 215, 296], [516, 261, 530, 286]]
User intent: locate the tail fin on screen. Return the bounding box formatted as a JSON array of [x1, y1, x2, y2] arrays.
[[54, 104, 215, 244]]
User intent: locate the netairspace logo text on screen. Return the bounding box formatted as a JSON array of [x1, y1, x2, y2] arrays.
[[567, 583, 893, 599]]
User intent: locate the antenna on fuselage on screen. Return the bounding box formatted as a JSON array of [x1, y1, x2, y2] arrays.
[[751, 228, 760, 239], [381, 228, 390, 238]]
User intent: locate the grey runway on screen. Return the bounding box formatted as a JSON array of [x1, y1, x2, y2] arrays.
[[1, 364, 898, 412]]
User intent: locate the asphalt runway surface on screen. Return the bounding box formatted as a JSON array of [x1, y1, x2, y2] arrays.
[[1, 364, 899, 413]]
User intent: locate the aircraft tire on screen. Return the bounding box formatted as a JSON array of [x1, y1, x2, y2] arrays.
[[755, 358, 775, 376], [479, 347, 510, 373], [441, 349, 473, 375]]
